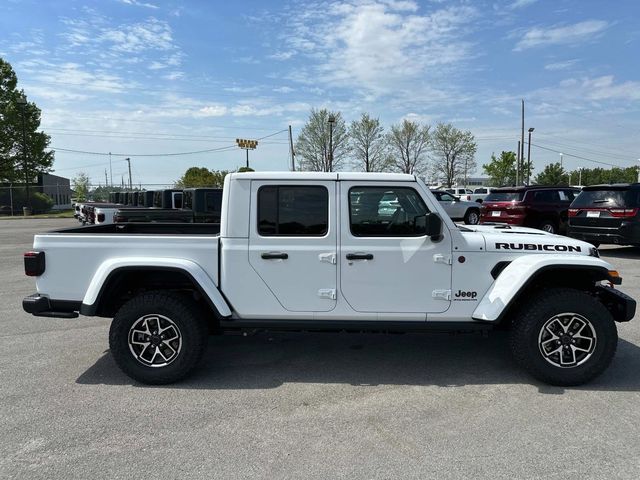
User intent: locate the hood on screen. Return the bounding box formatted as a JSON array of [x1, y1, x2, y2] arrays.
[[462, 224, 596, 256]]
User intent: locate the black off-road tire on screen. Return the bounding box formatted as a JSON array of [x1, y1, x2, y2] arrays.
[[464, 208, 480, 225], [509, 288, 617, 386], [109, 291, 208, 385]]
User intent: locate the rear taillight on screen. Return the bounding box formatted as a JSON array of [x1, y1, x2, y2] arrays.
[[97, 213, 105, 223], [568, 208, 579, 217], [609, 208, 638, 218], [24, 251, 45, 277], [506, 203, 526, 213]]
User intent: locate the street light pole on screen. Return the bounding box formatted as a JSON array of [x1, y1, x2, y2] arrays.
[[327, 114, 336, 172], [16, 94, 30, 211]]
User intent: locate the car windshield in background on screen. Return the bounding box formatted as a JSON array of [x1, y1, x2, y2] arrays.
[[484, 191, 524, 202], [572, 188, 639, 208]]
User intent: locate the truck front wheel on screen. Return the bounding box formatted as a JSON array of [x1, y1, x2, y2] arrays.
[[109, 291, 208, 384], [510, 288, 617, 386]]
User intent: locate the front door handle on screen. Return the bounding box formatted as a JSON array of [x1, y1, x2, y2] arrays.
[[346, 253, 374, 260], [261, 252, 288, 260]]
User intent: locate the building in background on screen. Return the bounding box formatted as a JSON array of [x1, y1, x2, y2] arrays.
[[37, 173, 72, 210]]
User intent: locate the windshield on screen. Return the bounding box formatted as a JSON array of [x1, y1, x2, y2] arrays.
[[484, 191, 524, 202], [571, 189, 639, 208]]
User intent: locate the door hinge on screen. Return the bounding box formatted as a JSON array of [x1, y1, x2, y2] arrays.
[[318, 252, 337, 265], [432, 289, 451, 301], [318, 289, 337, 300], [433, 254, 452, 265]]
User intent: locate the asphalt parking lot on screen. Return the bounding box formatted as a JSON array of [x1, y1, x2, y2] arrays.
[[1, 219, 640, 479]]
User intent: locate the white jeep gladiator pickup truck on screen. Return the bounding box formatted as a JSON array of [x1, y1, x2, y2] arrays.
[[23, 172, 635, 386]]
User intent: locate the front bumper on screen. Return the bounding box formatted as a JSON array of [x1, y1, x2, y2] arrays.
[[23, 294, 81, 318], [595, 286, 636, 322]]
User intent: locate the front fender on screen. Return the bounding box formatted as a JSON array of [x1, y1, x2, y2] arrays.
[[472, 255, 615, 322], [82, 257, 232, 317]]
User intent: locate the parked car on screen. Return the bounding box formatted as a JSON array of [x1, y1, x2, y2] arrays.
[[182, 188, 222, 223], [480, 186, 580, 234], [113, 207, 193, 224], [431, 190, 480, 224], [445, 187, 473, 196], [24, 172, 635, 386], [568, 183, 640, 247], [460, 187, 497, 204]]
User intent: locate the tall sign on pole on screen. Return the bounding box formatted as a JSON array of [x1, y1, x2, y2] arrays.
[[236, 138, 258, 169]]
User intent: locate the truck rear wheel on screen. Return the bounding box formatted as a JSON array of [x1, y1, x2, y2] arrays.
[[109, 291, 208, 384], [509, 288, 617, 386]]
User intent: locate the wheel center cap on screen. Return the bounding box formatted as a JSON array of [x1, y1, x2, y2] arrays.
[[151, 335, 161, 346], [560, 335, 572, 346]]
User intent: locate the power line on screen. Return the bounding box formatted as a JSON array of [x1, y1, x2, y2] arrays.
[[49, 129, 288, 158], [530, 142, 635, 168]]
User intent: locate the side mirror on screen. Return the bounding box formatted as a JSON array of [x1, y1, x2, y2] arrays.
[[414, 213, 443, 241]]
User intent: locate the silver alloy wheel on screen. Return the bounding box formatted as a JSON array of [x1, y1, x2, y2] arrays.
[[538, 312, 597, 368], [128, 314, 183, 367], [467, 211, 480, 225]]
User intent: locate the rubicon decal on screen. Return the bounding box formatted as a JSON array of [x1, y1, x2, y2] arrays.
[[495, 243, 582, 252]]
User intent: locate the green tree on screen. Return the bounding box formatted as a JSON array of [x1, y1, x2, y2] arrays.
[[483, 151, 517, 187], [386, 119, 431, 174], [175, 167, 228, 188], [72, 172, 90, 202], [534, 162, 567, 185], [349, 113, 390, 172], [430, 123, 477, 187], [567, 166, 638, 186], [0, 57, 54, 183], [295, 108, 349, 172]]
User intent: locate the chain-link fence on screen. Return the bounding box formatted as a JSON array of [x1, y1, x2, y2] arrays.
[[0, 184, 72, 215]]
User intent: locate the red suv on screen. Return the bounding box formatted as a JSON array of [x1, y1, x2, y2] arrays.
[[479, 186, 580, 234]]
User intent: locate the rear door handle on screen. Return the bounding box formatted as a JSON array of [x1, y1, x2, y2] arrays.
[[346, 253, 374, 260], [261, 252, 288, 260]]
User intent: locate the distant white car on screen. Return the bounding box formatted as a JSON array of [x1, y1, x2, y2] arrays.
[[445, 187, 473, 196], [461, 187, 498, 204], [431, 190, 481, 224]]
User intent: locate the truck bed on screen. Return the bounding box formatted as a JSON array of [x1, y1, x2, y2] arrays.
[[56, 223, 220, 235]]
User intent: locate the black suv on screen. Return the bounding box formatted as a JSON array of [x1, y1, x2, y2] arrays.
[[568, 183, 640, 247]]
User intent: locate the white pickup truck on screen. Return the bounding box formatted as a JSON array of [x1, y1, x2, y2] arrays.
[[23, 172, 635, 386]]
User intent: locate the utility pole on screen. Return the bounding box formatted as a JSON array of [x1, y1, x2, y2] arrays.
[[109, 152, 113, 187], [559, 153, 564, 168], [104, 169, 108, 186], [288, 125, 295, 171], [327, 115, 336, 172], [637, 159, 640, 183], [526, 127, 534, 185], [520, 99, 525, 185], [516, 140, 521, 185], [125, 157, 132, 190]]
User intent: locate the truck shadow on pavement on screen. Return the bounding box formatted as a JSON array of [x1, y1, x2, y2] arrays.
[[76, 331, 640, 393]]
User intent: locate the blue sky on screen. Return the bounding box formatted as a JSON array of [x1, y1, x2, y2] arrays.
[[1, 0, 639, 186]]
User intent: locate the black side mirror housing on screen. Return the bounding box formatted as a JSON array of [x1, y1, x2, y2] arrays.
[[415, 213, 443, 241]]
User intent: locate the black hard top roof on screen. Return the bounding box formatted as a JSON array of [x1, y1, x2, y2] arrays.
[[582, 183, 640, 191]]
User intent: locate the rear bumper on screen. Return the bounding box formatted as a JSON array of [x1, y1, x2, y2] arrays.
[[569, 224, 640, 246], [23, 294, 80, 318]]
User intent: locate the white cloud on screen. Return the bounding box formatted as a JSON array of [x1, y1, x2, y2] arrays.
[[514, 20, 609, 51], [100, 18, 174, 52], [508, 0, 538, 10], [273, 1, 477, 96], [117, 0, 159, 9], [196, 105, 228, 117], [544, 59, 579, 71]]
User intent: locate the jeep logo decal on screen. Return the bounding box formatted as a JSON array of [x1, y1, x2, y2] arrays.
[[454, 290, 478, 301], [495, 243, 582, 252]]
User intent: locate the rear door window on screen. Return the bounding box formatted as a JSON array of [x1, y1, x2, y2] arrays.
[[530, 190, 560, 203], [258, 185, 328, 236]]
